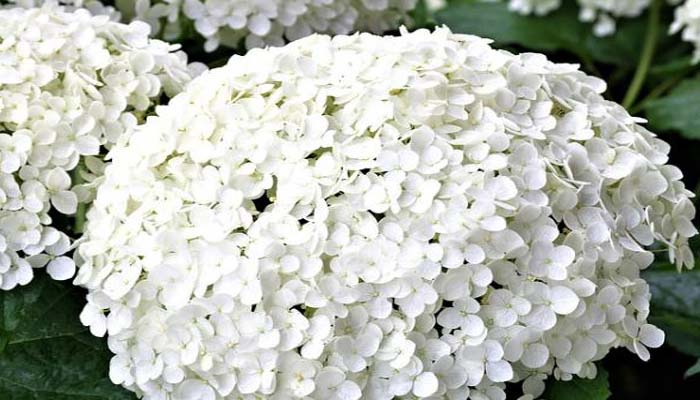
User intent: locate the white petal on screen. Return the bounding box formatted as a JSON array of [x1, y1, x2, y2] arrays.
[[337, 380, 362, 400], [0, 65, 22, 84], [237, 371, 261, 394], [301, 340, 324, 359], [76, 135, 101, 155], [521, 343, 549, 368], [442, 363, 468, 389], [586, 223, 610, 244], [598, 285, 622, 304], [549, 336, 572, 358], [463, 315, 486, 337], [522, 374, 546, 397], [492, 176, 518, 201], [52, 190, 78, 214], [633, 341, 651, 362], [471, 265, 493, 287], [47, 256, 76, 281], [412, 372, 439, 397], [45, 168, 71, 191], [493, 308, 517, 327], [464, 244, 485, 264], [639, 324, 664, 348], [572, 336, 597, 363], [511, 297, 531, 315], [548, 264, 568, 281], [522, 306, 557, 330], [16, 263, 33, 286], [437, 308, 462, 329], [640, 171, 668, 197], [248, 14, 271, 36], [486, 360, 513, 382], [480, 215, 506, 232], [550, 286, 580, 315], [553, 245, 575, 266]]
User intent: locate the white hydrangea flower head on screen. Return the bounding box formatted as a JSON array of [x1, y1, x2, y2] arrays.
[[508, 0, 562, 16], [576, 0, 652, 35], [425, 0, 447, 12], [0, 0, 118, 17], [671, 0, 700, 62], [504, 0, 654, 36], [115, 0, 418, 51], [0, 4, 198, 290], [77, 27, 696, 400]]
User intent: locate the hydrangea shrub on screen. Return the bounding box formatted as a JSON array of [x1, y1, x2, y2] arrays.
[[115, 0, 418, 51], [75, 27, 696, 400], [0, 4, 197, 290], [0, 0, 118, 16]]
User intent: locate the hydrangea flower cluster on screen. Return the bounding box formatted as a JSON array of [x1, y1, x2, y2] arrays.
[[671, 0, 700, 62], [506, 0, 653, 36], [116, 0, 418, 51], [0, 4, 197, 290], [76, 27, 696, 400], [0, 0, 117, 17]]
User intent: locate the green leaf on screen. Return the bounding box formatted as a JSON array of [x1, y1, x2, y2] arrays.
[[644, 269, 700, 356], [543, 366, 610, 400], [411, 0, 436, 29], [0, 272, 135, 400], [435, 1, 647, 66], [686, 359, 700, 378], [649, 55, 694, 77], [644, 77, 700, 139]]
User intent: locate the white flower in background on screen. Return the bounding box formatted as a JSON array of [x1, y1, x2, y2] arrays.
[[671, 0, 700, 62], [115, 0, 418, 51], [508, 0, 563, 16], [445, 0, 700, 64], [77, 27, 695, 399], [577, 0, 652, 36], [0, 4, 198, 290], [505, 0, 652, 35], [503, 0, 695, 41], [0, 0, 118, 17]]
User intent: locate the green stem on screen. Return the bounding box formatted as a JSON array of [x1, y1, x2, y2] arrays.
[[75, 203, 86, 235], [630, 63, 700, 114], [71, 166, 87, 235], [622, 0, 661, 109]]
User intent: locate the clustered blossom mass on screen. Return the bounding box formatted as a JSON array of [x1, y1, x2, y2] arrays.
[[77, 27, 696, 400], [671, 0, 700, 62], [0, 0, 117, 17], [16, 0, 700, 62], [0, 4, 195, 290], [117, 0, 418, 51]]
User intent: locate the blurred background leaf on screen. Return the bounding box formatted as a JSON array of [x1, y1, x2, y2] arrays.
[[543, 368, 610, 400], [644, 77, 700, 139], [686, 359, 700, 378], [645, 269, 700, 358]]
